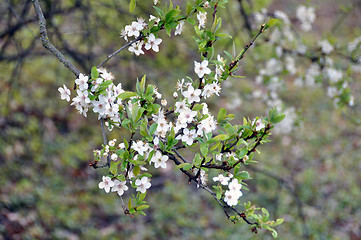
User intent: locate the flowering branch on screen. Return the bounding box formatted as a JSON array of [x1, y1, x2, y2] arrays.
[[39, 0, 285, 237]]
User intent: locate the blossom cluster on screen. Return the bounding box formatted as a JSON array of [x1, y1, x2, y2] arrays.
[[58, 68, 124, 124]]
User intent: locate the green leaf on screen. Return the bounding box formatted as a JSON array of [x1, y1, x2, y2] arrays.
[[138, 192, 146, 201], [213, 134, 229, 141], [165, 23, 172, 37], [224, 51, 234, 60], [200, 143, 209, 157], [192, 104, 204, 111], [271, 114, 285, 124], [129, 0, 136, 12], [91, 66, 99, 79], [165, 9, 181, 23], [133, 165, 140, 176], [175, 162, 193, 170], [109, 161, 120, 175], [217, 108, 227, 122], [262, 208, 270, 222], [264, 18, 281, 30], [149, 123, 158, 136], [271, 230, 278, 238], [136, 205, 149, 211], [153, 6, 164, 18], [235, 171, 250, 180], [131, 104, 139, 123], [237, 148, 247, 158], [187, 18, 195, 25], [118, 91, 137, 100], [272, 218, 284, 227], [117, 175, 126, 182], [140, 74, 146, 94]]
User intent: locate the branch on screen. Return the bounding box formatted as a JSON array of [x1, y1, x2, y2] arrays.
[[228, 23, 265, 72], [97, 35, 144, 68], [32, 0, 81, 77]]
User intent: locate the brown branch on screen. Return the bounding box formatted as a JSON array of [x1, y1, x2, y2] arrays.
[[32, 0, 81, 77], [228, 23, 265, 72]]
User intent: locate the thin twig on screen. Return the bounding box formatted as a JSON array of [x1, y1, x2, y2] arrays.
[[97, 35, 144, 68]]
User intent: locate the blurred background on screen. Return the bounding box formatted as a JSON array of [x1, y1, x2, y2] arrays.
[[1, 0, 360, 239]]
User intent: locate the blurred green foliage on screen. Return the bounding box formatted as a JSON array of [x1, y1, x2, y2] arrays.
[[1, 0, 360, 239]]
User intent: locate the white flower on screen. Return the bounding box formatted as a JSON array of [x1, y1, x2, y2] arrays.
[[213, 174, 231, 185], [197, 115, 217, 135], [108, 139, 116, 147], [145, 33, 162, 52], [125, 21, 143, 37], [153, 0, 159, 5], [296, 5, 316, 32], [224, 189, 242, 206], [203, 1, 210, 8], [99, 68, 114, 81], [181, 128, 197, 146], [75, 73, 89, 91], [176, 78, 185, 91], [111, 180, 128, 196], [128, 41, 144, 56], [175, 100, 188, 113], [137, 17, 147, 28], [150, 150, 168, 169], [175, 21, 184, 35], [178, 108, 197, 124], [324, 68, 343, 83], [202, 82, 221, 99], [228, 179, 242, 192], [183, 85, 201, 104], [319, 40, 333, 54], [110, 153, 118, 161], [99, 176, 115, 193], [215, 54, 225, 80], [194, 60, 211, 78], [120, 29, 128, 41], [252, 118, 265, 131], [149, 15, 160, 26], [215, 153, 223, 161], [58, 84, 71, 102], [161, 99, 167, 106], [197, 12, 207, 29], [135, 177, 151, 193], [131, 141, 148, 156], [348, 36, 361, 52]]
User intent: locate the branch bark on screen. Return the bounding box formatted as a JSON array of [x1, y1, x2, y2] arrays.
[[32, 0, 81, 77]]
